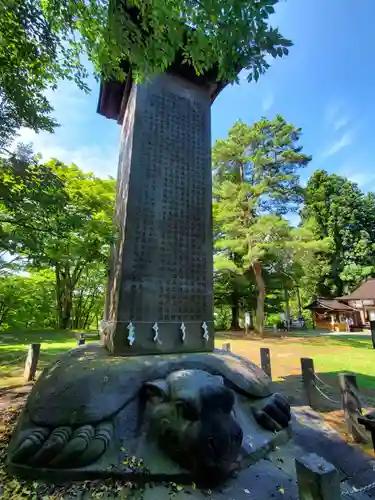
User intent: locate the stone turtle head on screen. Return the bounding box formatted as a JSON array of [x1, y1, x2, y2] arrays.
[[143, 369, 243, 484]]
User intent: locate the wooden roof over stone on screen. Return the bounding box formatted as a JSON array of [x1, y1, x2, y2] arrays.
[[305, 298, 356, 312], [340, 278, 375, 301], [97, 63, 230, 124]]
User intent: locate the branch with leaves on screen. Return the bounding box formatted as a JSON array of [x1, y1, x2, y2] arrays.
[[1, 0, 292, 149]]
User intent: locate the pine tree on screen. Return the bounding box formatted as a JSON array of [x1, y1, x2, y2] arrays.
[[213, 115, 311, 333]]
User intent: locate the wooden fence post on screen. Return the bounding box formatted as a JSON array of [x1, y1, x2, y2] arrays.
[[260, 347, 272, 380], [358, 413, 375, 452], [222, 342, 231, 352], [295, 453, 342, 500], [301, 357, 319, 409], [338, 373, 368, 444], [24, 343, 41, 382]]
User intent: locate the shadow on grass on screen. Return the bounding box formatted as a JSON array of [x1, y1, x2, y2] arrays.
[[274, 371, 375, 413], [0, 337, 99, 388]]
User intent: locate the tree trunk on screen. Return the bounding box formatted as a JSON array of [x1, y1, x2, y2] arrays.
[[55, 265, 74, 330], [252, 260, 266, 335], [231, 301, 240, 330], [284, 287, 291, 331], [296, 286, 302, 320], [72, 288, 84, 330], [59, 288, 73, 330]]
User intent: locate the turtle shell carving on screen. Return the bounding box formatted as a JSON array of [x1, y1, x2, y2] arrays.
[[27, 343, 272, 427], [8, 343, 290, 486]]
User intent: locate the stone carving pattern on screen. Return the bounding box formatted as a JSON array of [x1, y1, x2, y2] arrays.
[[130, 87, 210, 323]]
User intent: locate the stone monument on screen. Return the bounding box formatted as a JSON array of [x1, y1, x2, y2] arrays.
[[98, 63, 221, 356], [6, 19, 292, 489]]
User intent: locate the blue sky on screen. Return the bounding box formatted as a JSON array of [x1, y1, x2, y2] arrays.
[[19, 0, 375, 190]]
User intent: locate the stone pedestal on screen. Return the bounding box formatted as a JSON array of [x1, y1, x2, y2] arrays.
[[295, 453, 342, 500], [101, 73, 214, 355]]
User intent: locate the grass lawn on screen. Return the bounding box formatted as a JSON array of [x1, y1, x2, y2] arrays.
[[0, 330, 99, 388], [1, 328, 374, 393], [216, 333, 375, 391], [216, 333, 375, 457]]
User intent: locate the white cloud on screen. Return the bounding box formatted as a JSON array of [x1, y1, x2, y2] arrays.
[[333, 116, 348, 132], [321, 132, 353, 158], [16, 127, 119, 179], [347, 172, 369, 186], [262, 93, 275, 112], [325, 102, 340, 124], [339, 163, 375, 190], [325, 102, 349, 132]]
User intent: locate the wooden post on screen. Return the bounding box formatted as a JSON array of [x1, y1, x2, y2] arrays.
[[260, 347, 272, 380], [358, 412, 375, 451], [24, 343, 41, 382], [301, 357, 319, 409], [222, 342, 231, 352], [295, 453, 342, 500], [338, 373, 368, 443]]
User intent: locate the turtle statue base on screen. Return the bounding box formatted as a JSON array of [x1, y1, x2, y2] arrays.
[[7, 344, 291, 487]]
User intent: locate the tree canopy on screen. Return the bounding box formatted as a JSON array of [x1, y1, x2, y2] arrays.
[[0, 151, 116, 329], [301, 170, 375, 296], [212, 115, 318, 333], [1, 117, 374, 335], [0, 0, 291, 149]]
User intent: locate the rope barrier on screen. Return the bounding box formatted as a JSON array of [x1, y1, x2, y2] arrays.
[[342, 480, 375, 496], [359, 395, 375, 410], [259, 354, 375, 412], [314, 383, 341, 406], [0, 355, 25, 367], [314, 372, 337, 390]]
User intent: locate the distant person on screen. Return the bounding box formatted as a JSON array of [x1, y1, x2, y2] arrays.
[[348, 317, 354, 331], [345, 317, 350, 332]]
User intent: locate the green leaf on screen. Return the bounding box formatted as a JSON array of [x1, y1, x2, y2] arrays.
[[0, 0, 293, 150]]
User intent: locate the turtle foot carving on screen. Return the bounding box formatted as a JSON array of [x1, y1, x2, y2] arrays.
[[7, 344, 291, 485], [12, 422, 113, 468], [253, 393, 291, 432]]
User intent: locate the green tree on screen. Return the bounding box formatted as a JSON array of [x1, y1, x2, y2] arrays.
[[213, 268, 256, 330], [71, 264, 106, 331], [212, 116, 311, 333], [268, 219, 332, 326], [0, 155, 116, 329], [1, 0, 292, 149], [301, 170, 375, 296], [0, 145, 66, 257], [0, 270, 56, 330]]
